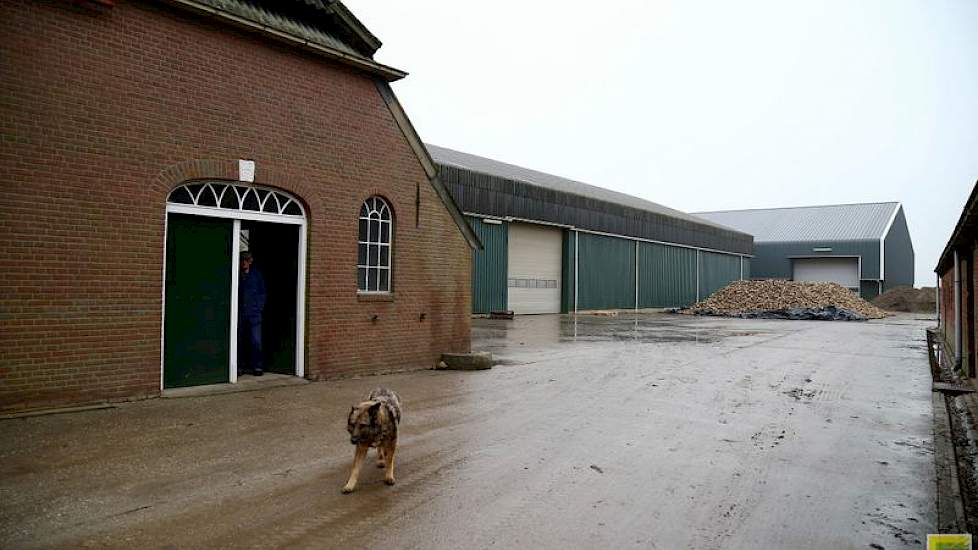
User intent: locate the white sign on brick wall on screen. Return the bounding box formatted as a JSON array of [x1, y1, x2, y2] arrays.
[[238, 159, 255, 183]]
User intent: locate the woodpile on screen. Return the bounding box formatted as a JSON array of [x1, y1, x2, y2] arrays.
[[688, 280, 888, 319]]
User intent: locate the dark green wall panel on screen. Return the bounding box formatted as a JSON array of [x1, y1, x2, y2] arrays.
[[469, 216, 508, 314], [882, 207, 914, 291], [752, 240, 880, 280], [698, 251, 741, 300], [637, 243, 697, 308], [577, 233, 635, 310], [561, 230, 576, 313], [860, 280, 881, 300]]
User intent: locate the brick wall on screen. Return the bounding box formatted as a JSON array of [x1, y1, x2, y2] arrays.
[[964, 253, 973, 376], [0, 1, 472, 411]]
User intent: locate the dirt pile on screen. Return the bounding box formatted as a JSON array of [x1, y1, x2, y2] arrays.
[[873, 286, 936, 313], [687, 280, 888, 320]]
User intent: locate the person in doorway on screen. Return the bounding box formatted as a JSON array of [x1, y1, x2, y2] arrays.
[[239, 252, 266, 376]]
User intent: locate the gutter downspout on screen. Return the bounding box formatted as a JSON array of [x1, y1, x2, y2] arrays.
[[955, 249, 962, 369]]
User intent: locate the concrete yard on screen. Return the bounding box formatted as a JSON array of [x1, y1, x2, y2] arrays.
[[0, 313, 936, 549]]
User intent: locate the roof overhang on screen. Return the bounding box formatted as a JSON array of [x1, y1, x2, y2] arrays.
[[936, 180, 978, 273], [157, 0, 407, 81]]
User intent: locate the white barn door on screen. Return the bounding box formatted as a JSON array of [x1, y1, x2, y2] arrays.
[[507, 223, 562, 314], [792, 257, 859, 291]]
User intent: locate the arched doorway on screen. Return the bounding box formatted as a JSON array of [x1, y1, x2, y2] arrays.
[[162, 181, 307, 388]]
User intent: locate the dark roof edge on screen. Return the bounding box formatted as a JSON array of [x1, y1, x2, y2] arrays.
[[936, 180, 978, 273], [430, 150, 752, 241], [157, 0, 407, 81], [375, 82, 482, 250], [322, 0, 382, 55]]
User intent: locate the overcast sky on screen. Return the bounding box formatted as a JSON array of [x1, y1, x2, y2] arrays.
[[352, 0, 978, 287]]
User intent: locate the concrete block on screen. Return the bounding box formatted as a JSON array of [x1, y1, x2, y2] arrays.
[[440, 352, 492, 371]]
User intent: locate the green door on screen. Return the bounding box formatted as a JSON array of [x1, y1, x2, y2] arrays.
[[164, 214, 233, 388]]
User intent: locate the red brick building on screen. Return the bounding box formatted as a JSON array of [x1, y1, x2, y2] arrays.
[[936, 181, 978, 377], [0, 0, 479, 411]]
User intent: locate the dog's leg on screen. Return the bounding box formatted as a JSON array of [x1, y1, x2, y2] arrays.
[[376, 446, 386, 469], [342, 444, 369, 494], [383, 438, 397, 486]]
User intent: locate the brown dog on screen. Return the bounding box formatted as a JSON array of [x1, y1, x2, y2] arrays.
[[342, 387, 402, 493]]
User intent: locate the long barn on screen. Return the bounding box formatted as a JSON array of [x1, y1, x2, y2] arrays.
[[429, 145, 754, 314]]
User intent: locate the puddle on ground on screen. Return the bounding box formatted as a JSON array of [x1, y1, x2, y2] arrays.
[[473, 314, 771, 350]]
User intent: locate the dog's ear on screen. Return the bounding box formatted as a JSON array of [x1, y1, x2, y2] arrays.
[[368, 401, 381, 421]]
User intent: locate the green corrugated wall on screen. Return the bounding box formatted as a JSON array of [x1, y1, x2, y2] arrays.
[[469, 216, 508, 314], [490, 224, 747, 313], [637, 243, 697, 307], [698, 251, 741, 300], [561, 230, 576, 313], [577, 233, 635, 310]]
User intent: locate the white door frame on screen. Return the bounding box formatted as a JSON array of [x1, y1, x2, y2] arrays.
[[161, 183, 307, 389]]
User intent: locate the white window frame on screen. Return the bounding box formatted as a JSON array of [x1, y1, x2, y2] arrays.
[[357, 196, 394, 294], [161, 181, 307, 389]]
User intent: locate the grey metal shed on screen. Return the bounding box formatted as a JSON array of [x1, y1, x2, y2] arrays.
[[694, 202, 914, 299]]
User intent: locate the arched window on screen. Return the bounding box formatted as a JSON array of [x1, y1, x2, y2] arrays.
[[167, 181, 305, 218], [358, 197, 393, 292]]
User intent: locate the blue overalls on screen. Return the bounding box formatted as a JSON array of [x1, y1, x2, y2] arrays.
[[238, 267, 266, 374]]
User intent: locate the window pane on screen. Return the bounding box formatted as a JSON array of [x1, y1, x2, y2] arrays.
[[360, 202, 369, 217], [368, 244, 378, 266], [197, 185, 218, 207], [184, 183, 203, 203], [380, 246, 389, 267], [380, 221, 390, 243], [358, 218, 368, 242], [357, 268, 366, 290], [379, 269, 389, 291], [283, 201, 303, 216], [169, 186, 194, 204], [366, 267, 375, 290], [260, 191, 277, 213], [358, 243, 367, 266], [219, 186, 238, 209], [369, 220, 380, 242], [242, 189, 260, 211]]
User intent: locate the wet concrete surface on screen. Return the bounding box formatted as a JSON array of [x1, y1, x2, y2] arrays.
[[0, 313, 935, 549]]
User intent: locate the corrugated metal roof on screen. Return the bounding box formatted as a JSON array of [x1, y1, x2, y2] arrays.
[[693, 202, 901, 242], [426, 144, 741, 234]]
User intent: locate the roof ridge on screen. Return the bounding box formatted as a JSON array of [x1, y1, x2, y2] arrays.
[[426, 144, 749, 235], [694, 201, 900, 215], [427, 144, 608, 195]]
